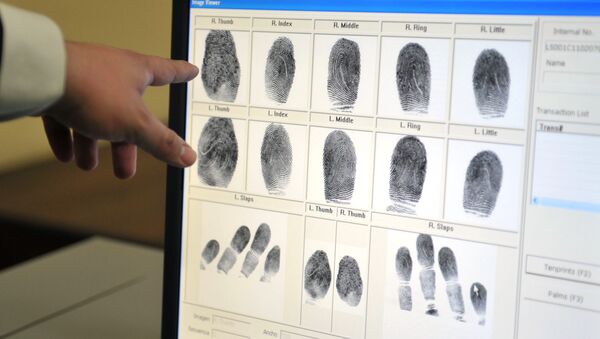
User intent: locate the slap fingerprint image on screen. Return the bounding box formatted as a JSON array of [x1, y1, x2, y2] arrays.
[[199, 240, 220, 270], [439, 247, 466, 321], [197, 117, 238, 188], [261, 246, 281, 282], [395, 246, 413, 311], [241, 223, 272, 277], [417, 234, 438, 316], [265, 37, 296, 103], [201, 30, 241, 102], [217, 226, 251, 274], [396, 43, 431, 113], [473, 49, 510, 118], [327, 38, 361, 112], [470, 282, 488, 326]]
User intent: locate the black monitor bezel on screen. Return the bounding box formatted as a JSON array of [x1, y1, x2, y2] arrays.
[[161, 1, 190, 338]]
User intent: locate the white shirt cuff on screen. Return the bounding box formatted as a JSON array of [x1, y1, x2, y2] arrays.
[[0, 3, 66, 120]]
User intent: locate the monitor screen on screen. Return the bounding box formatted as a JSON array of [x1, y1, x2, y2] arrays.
[[171, 1, 600, 338]]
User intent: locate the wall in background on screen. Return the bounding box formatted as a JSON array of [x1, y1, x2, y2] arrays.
[[0, 0, 172, 173]]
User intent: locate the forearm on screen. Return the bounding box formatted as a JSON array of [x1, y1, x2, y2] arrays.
[[0, 3, 66, 120]]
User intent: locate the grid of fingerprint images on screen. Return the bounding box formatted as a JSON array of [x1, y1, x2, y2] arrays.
[[188, 27, 527, 337]]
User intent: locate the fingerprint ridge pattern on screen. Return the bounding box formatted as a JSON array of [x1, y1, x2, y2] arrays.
[[473, 48, 510, 118], [336, 255, 363, 307], [396, 43, 431, 113], [217, 225, 251, 274], [261, 245, 281, 282], [387, 136, 427, 214], [265, 37, 296, 103], [416, 234, 438, 316], [395, 247, 413, 311], [439, 247, 466, 321], [323, 130, 356, 204], [463, 150, 503, 217], [201, 30, 240, 102], [327, 38, 361, 112], [197, 117, 238, 188], [261, 123, 293, 195], [304, 250, 332, 300]]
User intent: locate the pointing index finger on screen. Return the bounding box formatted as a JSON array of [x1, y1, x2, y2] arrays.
[[146, 56, 199, 86]]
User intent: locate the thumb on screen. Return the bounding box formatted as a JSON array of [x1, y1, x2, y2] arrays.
[[131, 107, 196, 167]]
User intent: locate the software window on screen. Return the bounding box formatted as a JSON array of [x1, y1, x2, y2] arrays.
[[175, 2, 600, 338]]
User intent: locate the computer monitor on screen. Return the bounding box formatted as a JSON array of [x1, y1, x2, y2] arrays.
[[163, 1, 600, 338]]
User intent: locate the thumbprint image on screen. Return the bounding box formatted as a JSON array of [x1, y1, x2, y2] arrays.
[[261, 246, 281, 282], [327, 38, 361, 112], [201, 30, 241, 102], [265, 37, 296, 103], [387, 136, 427, 214], [336, 256, 363, 307], [396, 43, 431, 113], [304, 250, 332, 301], [241, 223, 271, 277], [473, 49, 510, 118], [261, 124, 293, 195], [197, 117, 238, 188], [395, 247, 413, 311], [199, 240, 220, 270], [417, 234, 438, 316], [439, 247, 466, 322], [217, 225, 251, 274], [323, 130, 357, 204], [463, 150, 503, 217]]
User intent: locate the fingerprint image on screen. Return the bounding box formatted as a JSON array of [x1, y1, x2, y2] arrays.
[[439, 247, 465, 321], [417, 234, 438, 316], [201, 30, 240, 102], [261, 246, 281, 282], [199, 239, 220, 270], [265, 37, 296, 103], [396, 43, 431, 113], [217, 226, 251, 274], [327, 38, 361, 112], [470, 282, 487, 326], [473, 49, 510, 118], [387, 136, 427, 214], [261, 124, 293, 195], [336, 256, 363, 307], [241, 223, 271, 277], [323, 130, 356, 203], [304, 250, 332, 300], [197, 117, 238, 188], [463, 150, 503, 217], [395, 247, 413, 311]]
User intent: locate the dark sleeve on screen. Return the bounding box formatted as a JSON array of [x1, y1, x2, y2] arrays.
[[0, 17, 3, 67]]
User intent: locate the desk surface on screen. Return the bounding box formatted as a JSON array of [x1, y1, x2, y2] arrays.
[[0, 147, 166, 246], [0, 237, 163, 339]]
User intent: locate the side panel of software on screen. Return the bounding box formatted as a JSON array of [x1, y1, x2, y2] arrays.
[[517, 18, 600, 339]]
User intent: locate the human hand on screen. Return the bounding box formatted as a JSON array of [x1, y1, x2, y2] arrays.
[[42, 41, 198, 179]]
